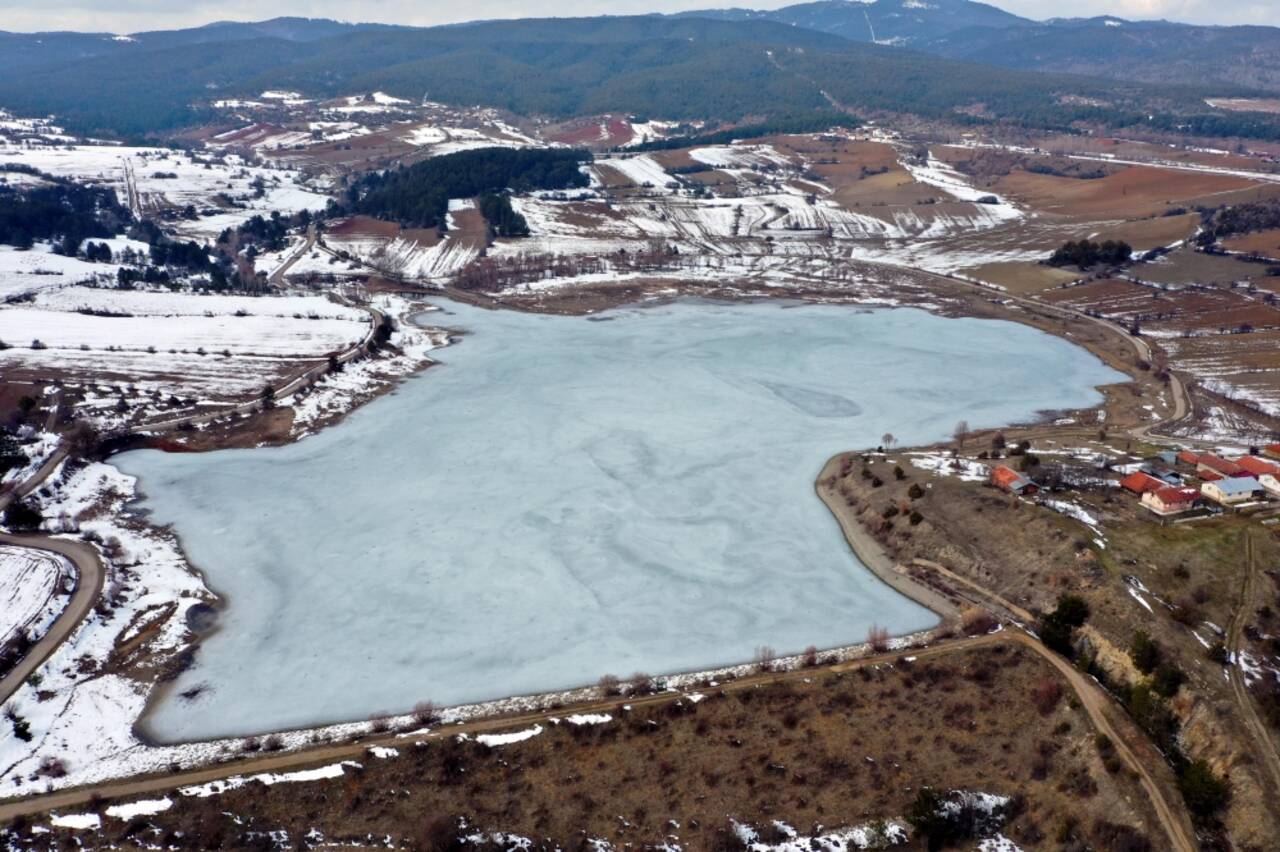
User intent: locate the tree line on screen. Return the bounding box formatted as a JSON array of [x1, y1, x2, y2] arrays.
[[344, 147, 591, 230]]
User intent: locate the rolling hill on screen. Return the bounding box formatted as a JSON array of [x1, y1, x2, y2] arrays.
[[678, 0, 1280, 94]]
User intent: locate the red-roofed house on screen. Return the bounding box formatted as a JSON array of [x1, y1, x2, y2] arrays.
[[1176, 450, 1200, 466], [1264, 444, 1280, 462], [1141, 486, 1201, 516], [990, 465, 1037, 496], [1120, 471, 1164, 495], [1235, 456, 1279, 478], [1197, 454, 1245, 478]]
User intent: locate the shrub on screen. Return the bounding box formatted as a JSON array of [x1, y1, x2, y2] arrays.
[[961, 607, 998, 636], [2, 501, 42, 532], [1206, 642, 1228, 664], [1031, 678, 1064, 715], [1151, 663, 1185, 698], [909, 510, 924, 526], [908, 483, 925, 500], [1177, 759, 1230, 823], [1129, 630, 1161, 674], [867, 624, 890, 652], [598, 674, 621, 696], [894, 465, 905, 480]]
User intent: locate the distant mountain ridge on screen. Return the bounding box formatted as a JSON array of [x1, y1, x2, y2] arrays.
[[676, 0, 1280, 93], [0, 12, 1276, 142]]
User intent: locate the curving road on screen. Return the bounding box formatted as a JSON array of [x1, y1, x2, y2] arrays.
[[0, 534, 104, 706]]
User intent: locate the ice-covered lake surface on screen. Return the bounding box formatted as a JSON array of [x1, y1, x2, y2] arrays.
[[120, 299, 1124, 741]]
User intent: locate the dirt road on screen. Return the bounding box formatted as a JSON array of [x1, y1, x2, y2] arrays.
[[1229, 533, 1280, 801], [0, 534, 104, 705]]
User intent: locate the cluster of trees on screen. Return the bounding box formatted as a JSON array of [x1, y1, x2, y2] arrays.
[[477, 194, 528, 238], [1047, 238, 1133, 269], [346, 147, 590, 230], [1197, 198, 1280, 246], [0, 174, 129, 250], [454, 243, 681, 291], [223, 209, 312, 254]]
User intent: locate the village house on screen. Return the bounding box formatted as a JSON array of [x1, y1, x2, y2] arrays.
[[1260, 473, 1280, 500], [990, 465, 1037, 496], [1141, 486, 1201, 516], [1264, 444, 1280, 462], [1176, 450, 1200, 467], [1235, 455, 1280, 478], [1197, 454, 1245, 479], [1201, 476, 1262, 507]]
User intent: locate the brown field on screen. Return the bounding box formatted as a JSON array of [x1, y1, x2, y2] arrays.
[[996, 166, 1264, 220], [959, 261, 1081, 294], [22, 645, 1157, 851], [1225, 228, 1280, 259], [1106, 213, 1201, 251], [1132, 248, 1272, 288]]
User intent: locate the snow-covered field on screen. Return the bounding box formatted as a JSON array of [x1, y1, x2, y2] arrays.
[[0, 245, 123, 300], [0, 545, 74, 648], [0, 139, 329, 239], [0, 289, 372, 425]]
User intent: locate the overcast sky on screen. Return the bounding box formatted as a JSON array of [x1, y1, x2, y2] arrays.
[[1, 0, 1276, 34]]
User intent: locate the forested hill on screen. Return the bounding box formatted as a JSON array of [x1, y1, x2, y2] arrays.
[[0, 14, 1277, 142], [677, 0, 1280, 94], [348, 148, 591, 229]]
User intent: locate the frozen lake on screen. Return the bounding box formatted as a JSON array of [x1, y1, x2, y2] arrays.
[[119, 299, 1123, 741]]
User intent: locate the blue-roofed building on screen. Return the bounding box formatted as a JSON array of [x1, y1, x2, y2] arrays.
[[1201, 476, 1261, 507]]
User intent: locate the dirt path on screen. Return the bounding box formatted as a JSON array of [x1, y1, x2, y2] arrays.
[[1229, 532, 1280, 800], [0, 534, 104, 706]]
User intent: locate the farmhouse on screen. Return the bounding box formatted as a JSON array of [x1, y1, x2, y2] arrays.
[[1120, 470, 1164, 495], [1235, 456, 1280, 478], [1201, 476, 1261, 507], [990, 465, 1037, 495], [1197, 454, 1245, 479], [1141, 486, 1201, 516]]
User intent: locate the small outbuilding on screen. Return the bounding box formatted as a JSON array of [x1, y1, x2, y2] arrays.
[[990, 465, 1037, 496], [1201, 476, 1261, 507]]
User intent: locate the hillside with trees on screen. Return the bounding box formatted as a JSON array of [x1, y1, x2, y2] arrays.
[[0, 15, 1276, 142], [346, 147, 590, 229]]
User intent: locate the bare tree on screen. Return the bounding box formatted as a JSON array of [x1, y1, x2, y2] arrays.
[[953, 420, 971, 450], [867, 624, 890, 653], [754, 645, 777, 673], [881, 432, 896, 450], [412, 701, 439, 726], [597, 674, 621, 697]]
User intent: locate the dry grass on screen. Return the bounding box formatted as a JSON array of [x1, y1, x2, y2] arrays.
[[29, 646, 1154, 851]]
